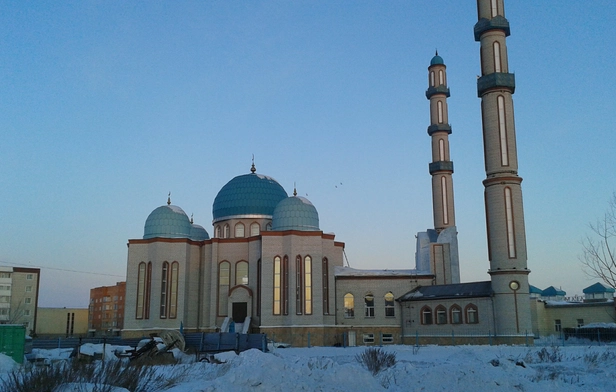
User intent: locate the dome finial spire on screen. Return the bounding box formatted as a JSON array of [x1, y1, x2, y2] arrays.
[[293, 182, 297, 196], [167, 192, 171, 205], [190, 213, 194, 224], [435, 49, 438, 56], [250, 154, 256, 173]]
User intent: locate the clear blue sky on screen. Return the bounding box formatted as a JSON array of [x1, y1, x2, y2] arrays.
[[1, 1, 615, 307]]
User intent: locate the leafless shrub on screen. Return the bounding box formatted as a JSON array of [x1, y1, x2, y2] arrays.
[[355, 347, 397, 376]]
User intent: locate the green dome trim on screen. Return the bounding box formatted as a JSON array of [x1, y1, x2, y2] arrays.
[[143, 205, 192, 239], [272, 196, 320, 231]]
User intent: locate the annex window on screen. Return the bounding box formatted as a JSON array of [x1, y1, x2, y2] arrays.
[[273, 257, 281, 315], [504, 187, 516, 258], [218, 261, 230, 316], [250, 222, 260, 237], [295, 256, 302, 315], [465, 304, 479, 324], [497, 95, 509, 166], [577, 319, 584, 328], [493, 41, 501, 73], [304, 256, 312, 315], [421, 306, 432, 325], [169, 262, 179, 318], [381, 333, 394, 344], [322, 258, 329, 315], [160, 262, 169, 318], [236, 261, 249, 285], [223, 224, 230, 239], [554, 319, 562, 332], [437, 100, 444, 124], [344, 293, 354, 318], [234, 223, 245, 238], [363, 333, 375, 344], [384, 292, 395, 317], [364, 293, 375, 317], [436, 305, 447, 325], [450, 305, 462, 324]]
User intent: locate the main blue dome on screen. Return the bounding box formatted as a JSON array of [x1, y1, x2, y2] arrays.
[[272, 196, 320, 231], [144, 205, 192, 239], [212, 172, 288, 222]]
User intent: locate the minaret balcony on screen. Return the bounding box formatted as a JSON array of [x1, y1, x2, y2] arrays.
[[426, 85, 450, 99], [477, 72, 515, 97], [474, 16, 510, 41], [429, 161, 454, 174], [427, 124, 452, 136]]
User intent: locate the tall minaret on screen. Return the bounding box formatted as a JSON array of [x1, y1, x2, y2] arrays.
[[426, 52, 456, 233], [475, 0, 532, 337]]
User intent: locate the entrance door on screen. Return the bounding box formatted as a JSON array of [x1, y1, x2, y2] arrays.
[[348, 331, 356, 347], [232, 302, 248, 323]]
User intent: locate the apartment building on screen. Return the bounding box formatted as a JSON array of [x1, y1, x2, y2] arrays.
[[0, 266, 40, 334]]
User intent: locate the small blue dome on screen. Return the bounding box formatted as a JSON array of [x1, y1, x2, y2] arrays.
[[430, 54, 444, 66], [190, 223, 210, 241], [213, 172, 288, 222], [144, 205, 192, 239], [272, 196, 320, 231]]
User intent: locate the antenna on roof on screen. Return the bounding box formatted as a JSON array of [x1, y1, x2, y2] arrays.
[[343, 249, 351, 267]]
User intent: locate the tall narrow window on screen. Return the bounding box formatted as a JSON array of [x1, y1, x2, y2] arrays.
[[145, 262, 152, 319], [250, 222, 260, 236], [438, 138, 445, 161], [235, 223, 245, 238], [283, 256, 289, 315], [273, 256, 281, 315], [160, 262, 169, 318], [450, 305, 462, 324], [169, 262, 179, 318], [421, 306, 432, 325], [322, 258, 329, 315], [236, 261, 249, 285], [223, 225, 230, 238], [136, 262, 146, 319], [441, 176, 449, 225], [257, 259, 261, 316], [504, 187, 516, 258], [384, 292, 395, 317], [497, 95, 509, 166], [295, 256, 302, 315], [490, 0, 498, 17], [364, 293, 374, 317], [465, 304, 478, 324], [215, 226, 221, 238], [436, 305, 447, 324], [493, 41, 501, 73], [438, 69, 444, 85], [304, 256, 312, 315], [430, 71, 435, 87], [344, 293, 354, 318], [218, 261, 230, 316], [265, 222, 272, 231], [437, 101, 444, 124]]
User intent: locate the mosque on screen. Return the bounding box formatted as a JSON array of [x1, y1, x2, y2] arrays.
[[122, 0, 533, 345]]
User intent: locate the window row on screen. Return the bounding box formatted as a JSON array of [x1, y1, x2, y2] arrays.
[[420, 304, 478, 325], [135, 261, 180, 320], [343, 292, 395, 318], [214, 222, 272, 239], [272, 256, 329, 316], [217, 260, 249, 316], [429, 69, 446, 87]]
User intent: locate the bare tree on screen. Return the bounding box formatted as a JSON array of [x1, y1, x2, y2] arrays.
[[580, 193, 616, 289]]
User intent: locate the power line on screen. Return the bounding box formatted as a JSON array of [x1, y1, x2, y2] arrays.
[[0, 260, 125, 278]]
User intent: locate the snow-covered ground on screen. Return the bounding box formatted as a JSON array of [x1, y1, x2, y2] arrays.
[[2, 343, 616, 391]]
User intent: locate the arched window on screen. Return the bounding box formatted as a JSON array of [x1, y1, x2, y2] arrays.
[[421, 306, 433, 325], [283, 256, 289, 315], [235, 223, 245, 238], [322, 258, 329, 315], [490, 0, 498, 17], [344, 293, 354, 318], [430, 71, 435, 87], [160, 262, 169, 318], [266, 222, 272, 231], [304, 256, 312, 315], [384, 292, 395, 317], [236, 261, 248, 285], [436, 305, 447, 324], [441, 176, 449, 225], [505, 187, 516, 258], [364, 293, 375, 317], [273, 257, 281, 315], [465, 304, 479, 324], [257, 259, 262, 317], [215, 226, 221, 238], [450, 305, 462, 324], [438, 138, 445, 161], [169, 262, 179, 318], [493, 41, 501, 73], [218, 261, 230, 316], [438, 69, 444, 85], [223, 224, 230, 239], [295, 255, 302, 315], [250, 222, 260, 237], [136, 262, 146, 319], [497, 95, 509, 166], [437, 101, 444, 124]]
